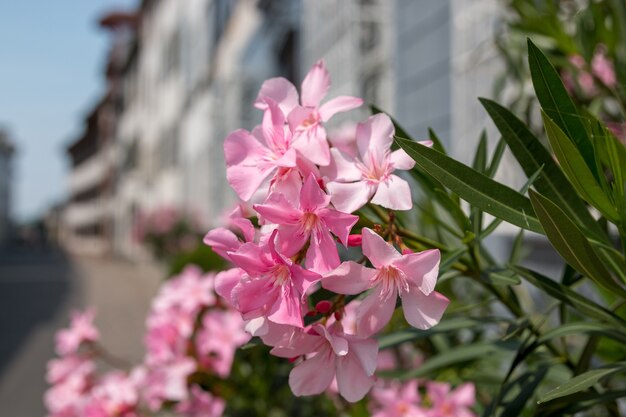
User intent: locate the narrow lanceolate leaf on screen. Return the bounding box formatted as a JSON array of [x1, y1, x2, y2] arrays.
[[542, 113, 619, 221], [392, 341, 516, 379], [527, 39, 596, 174], [396, 137, 543, 234], [539, 362, 626, 403], [529, 190, 625, 297], [537, 322, 626, 345], [510, 265, 626, 328], [479, 98, 606, 241]]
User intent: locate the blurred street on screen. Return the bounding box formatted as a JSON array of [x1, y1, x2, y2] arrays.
[[0, 247, 162, 416]]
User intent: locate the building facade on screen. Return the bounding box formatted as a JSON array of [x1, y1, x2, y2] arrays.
[[0, 130, 15, 246], [67, 0, 514, 259]]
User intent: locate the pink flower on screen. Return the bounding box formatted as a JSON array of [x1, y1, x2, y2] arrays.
[[324, 114, 417, 212], [175, 385, 225, 417], [55, 308, 100, 356], [370, 380, 425, 417], [196, 310, 251, 377], [426, 382, 476, 417], [142, 357, 197, 410], [256, 60, 363, 166], [46, 355, 95, 385], [592, 46, 617, 87], [322, 228, 448, 336], [229, 231, 321, 327], [84, 371, 139, 417], [270, 323, 378, 402], [224, 99, 298, 201], [254, 174, 359, 273]]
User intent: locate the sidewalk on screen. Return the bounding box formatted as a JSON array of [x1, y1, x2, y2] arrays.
[[0, 248, 163, 416]]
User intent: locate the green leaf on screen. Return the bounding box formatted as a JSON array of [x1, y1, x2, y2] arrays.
[[480, 98, 606, 241], [537, 322, 626, 345], [391, 341, 516, 379], [377, 317, 501, 349], [486, 136, 507, 178], [537, 389, 626, 415], [529, 190, 624, 296], [482, 269, 521, 286], [527, 39, 597, 174], [396, 137, 543, 234], [500, 367, 549, 417], [510, 265, 626, 328], [542, 113, 619, 221], [539, 362, 626, 403]]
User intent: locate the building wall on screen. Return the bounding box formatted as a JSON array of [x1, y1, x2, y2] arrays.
[[0, 146, 13, 245]]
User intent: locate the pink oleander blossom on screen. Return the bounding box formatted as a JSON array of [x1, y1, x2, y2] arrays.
[[175, 385, 225, 417], [322, 228, 449, 336], [370, 380, 424, 417], [592, 46, 617, 87], [55, 308, 100, 356], [269, 323, 378, 402], [255, 60, 363, 166], [196, 309, 251, 377], [224, 99, 298, 201], [84, 371, 139, 417], [254, 174, 358, 273], [426, 382, 476, 417], [324, 113, 419, 212], [229, 231, 321, 327]]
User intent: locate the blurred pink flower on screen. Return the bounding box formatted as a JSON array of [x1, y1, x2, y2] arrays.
[[370, 380, 424, 417], [426, 382, 476, 417], [592, 46, 617, 87], [55, 308, 100, 356], [175, 385, 225, 417], [322, 228, 448, 336], [196, 309, 250, 377]]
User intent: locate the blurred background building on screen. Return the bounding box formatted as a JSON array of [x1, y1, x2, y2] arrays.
[[61, 0, 504, 259], [0, 130, 15, 246]]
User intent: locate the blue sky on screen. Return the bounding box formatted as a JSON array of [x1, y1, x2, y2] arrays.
[[0, 0, 136, 222]]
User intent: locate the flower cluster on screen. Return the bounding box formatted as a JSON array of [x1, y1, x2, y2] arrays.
[[133, 207, 202, 259], [204, 60, 450, 402], [45, 266, 249, 417]]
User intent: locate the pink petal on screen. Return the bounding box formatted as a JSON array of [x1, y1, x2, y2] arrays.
[[356, 287, 397, 337], [327, 180, 374, 213], [371, 174, 413, 211], [321, 261, 376, 295], [401, 290, 449, 330], [320, 148, 362, 182], [289, 348, 336, 396], [301, 59, 330, 108], [232, 279, 277, 319], [261, 99, 288, 152], [319, 208, 359, 245], [427, 381, 451, 404], [287, 106, 314, 132], [390, 149, 416, 170], [226, 164, 274, 202], [267, 288, 305, 327], [269, 326, 322, 357], [305, 228, 340, 274], [275, 147, 298, 168], [214, 268, 244, 305], [203, 228, 241, 259], [356, 113, 394, 162], [254, 77, 299, 115], [361, 228, 401, 268], [451, 383, 476, 407], [314, 324, 349, 356], [289, 264, 323, 300], [254, 193, 301, 225], [223, 129, 266, 166], [227, 243, 270, 276], [300, 174, 331, 212], [347, 336, 379, 376], [292, 124, 331, 166], [276, 224, 310, 257], [336, 350, 375, 402], [319, 96, 364, 122], [391, 249, 440, 295]]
